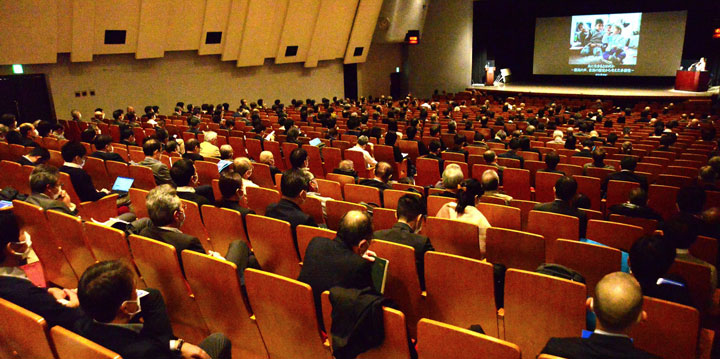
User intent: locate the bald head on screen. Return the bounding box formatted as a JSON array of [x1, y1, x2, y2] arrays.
[[375, 162, 393, 182], [481, 169, 500, 191], [337, 210, 373, 249], [593, 272, 644, 333]]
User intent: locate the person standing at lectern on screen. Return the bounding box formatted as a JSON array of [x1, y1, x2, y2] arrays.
[[691, 57, 706, 71]]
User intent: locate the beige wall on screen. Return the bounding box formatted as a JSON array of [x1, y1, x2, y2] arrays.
[[406, 0, 473, 98], [0, 52, 345, 119], [358, 43, 403, 98]]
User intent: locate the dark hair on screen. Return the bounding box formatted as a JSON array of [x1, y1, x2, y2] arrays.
[[289, 148, 308, 169], [630, 235, 676, 285], [483, 150, 496, 163], [456, 178, 483, 214], [93, 135, 113, 151], [508, 137, 520, 150], [30, 164, 60, 193], [0, 113, 17, 127], [396, 194, 425, 220], [218, 173, 242, 199], [406, 126, 417, 140], [545, 151, 560, 169], [36, 121, 53, 137], [61, 141, 87, 162], [591, 148, 606, 164], [606, 133, 618, 145], [385, 132, 398, 146], [564, 135, 576, 149], [78, 261, 135, 323], [676, 186, 705, 213], [5, 131, 22, 145], [280, 169, 309, 198], [429, 140, 442, 153], [620, 156, 637, 171], [143, 139, 162, 156], [663, 217, 699, 249], [120, 128, 134, 141], [170, 159, 195, 187], [185, 138, 200, 152], [28, 147, 50, 163], [337, 211, 373, 248], [628, 188, 648, 206], [554, 176, 577, 201], [81, 128, 97, 143], [165, 140, 179, 153], [0, 211, 20, 262]]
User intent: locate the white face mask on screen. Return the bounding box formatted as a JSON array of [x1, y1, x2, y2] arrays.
[[10, 232, 32, 259]]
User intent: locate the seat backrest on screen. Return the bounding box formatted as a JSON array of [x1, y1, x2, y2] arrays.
[[504, 269, 586, 359], [668, 259, 712, 312], [527, 210, 579, 257], [556, 164, 583, 177], [245, 214, 300, 278], [628, 296, 700, 359], [573, 175, 602, 211], [58, 172, 82, 205], [689, 235, 718, 270], [105, 160, 130, 182], [244, 138, 263, 160], [509, 199, 540, 231], [249, 162, 274, 188], [51, 326, 121, 359], [607, 214, 658, 236], [127, 235, 209, 343], [503, 168, 531, 200], [416, 157, 441, 186], [301, 144, 325, 179], [656, 174, 693, 188], [128, 165, 156, 190], [179, 199, 211, 246], [46, 210, 97, 278], [476, 203, 521, 230], [550, 239, 621, 296], [485, 227, 545, 271], [372, 207, 397, 232], [370, 240, 425, 337], [246, 186, 281, 216], [647, 184, 680, 220], [128, 150, 145, 163], [427, 195, 456, 217], [181, 251, 269, 359], [382, 189, 420, 210], [244, 269, 333, 359], [76, 193, 119, 223], [325, 200, 366, 231], [322, 147, 342, 175], [83, 222, 135, 266], [83, 156, 112, 190], [296, 225, 336, 262], [0, 297, 56, 359], [201, 205, 249, 255], [586, 219, 644, 252], [343, 149, 372, 178], [424, 252, 498, 337], [263, 141, 285, 170], [417, 318, 521, 359], [12, 200, 77, 288], [194, 160, 219, 186], [606, 180, 640, 208], [424, 216, 482, 260], [127, 188, 149, 219], [534, 172, 562, 203], [300, 195, 325, 225], [344, 184, 381, 205]]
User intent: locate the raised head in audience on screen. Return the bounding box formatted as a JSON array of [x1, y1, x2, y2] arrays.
[[481, 169, 513, 203]]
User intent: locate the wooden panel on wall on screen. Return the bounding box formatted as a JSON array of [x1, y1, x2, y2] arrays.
[[136, 0, 171, 59], [57, 0, 73, 53], [263, 0, 290, 59], [275, 0, 321, 64], [71, 0, 95, 62], [198, 0, 233, 55], [305, 0, 359, 67], [237, 0, 283, 67], [164, 0, 206, 51], [344, 0, 383, 64], [93, 0, 142, 55], [221, 0, 250, 61], [0, 1, 58, 65]]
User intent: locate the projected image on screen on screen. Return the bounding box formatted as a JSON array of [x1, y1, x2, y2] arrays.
[[568, 13, 642, 73]]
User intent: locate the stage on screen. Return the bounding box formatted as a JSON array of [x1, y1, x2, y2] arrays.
[[468, 83, 718, 100]]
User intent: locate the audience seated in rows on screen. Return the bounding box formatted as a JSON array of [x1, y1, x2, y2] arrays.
[[333, 159, 358, 180], [259, 150, 282, 179], [183, 138, 204, 162], [436, 164, 464, 198], [539, 151, 565, 175], [602, 156, 649, 196], [91, 135, 127, 163], [265, 169, 318, 252], [232, 157, 258, 195], [347, 135, 376, 168], [497, 137, 525, 168], [199, 131, 221, 158], [583, 148, 614, 174]]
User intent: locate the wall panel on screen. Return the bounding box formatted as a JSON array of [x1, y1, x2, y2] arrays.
[[136, 0, 171, 59], [165, 0, 206, 51], [275, 0, 321, 64], [221, 0, 251, 61], [93, 0, 142, 55], [237, 0, 282, 67], [71, 0, 95, 62], [198, 0, 233, 55], [305, 0, 359, 67], [263, 0, 290, 59], [57, 0, 73, 53], [344, 0, 383, 64], [0, 1, 58, 65]]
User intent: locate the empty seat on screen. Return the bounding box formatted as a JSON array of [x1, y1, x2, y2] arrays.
[[416, 158, 441, 186], [128, 165, 156, 190], [476, 203, 521, 230], [245, 269, 333, 359], [427, 195, 456, 217], [527, 210, 579, 257], [549, 239, 621, 295], [316, 179, 343, 200], [503, 168, 531, 200], [51, 326, 122, 359], [647, 184, 679, 220], [46, 210, 97, 278], [509, 199, 540, 231], [586, 220, 644, 252], [382, 189, 420, 210], [573, 175, 602, 212], [246, 214, 300, 278], [128, 188, 149, 219], [668, 259, 713, 312], [606, 180, 640, 209], [344, 184, 381, 206], [201, 205, 249, 255], [628, 296, 700, 359], [249, 162, 274, 188], [424, 217, 482, 259], [0, 297, 56, 359], [372, 207, 397, 232], [178, 200, 211, 248], [246, 186, 281, 216], [486, 227, 545, 271], [194, 160, 220, 186], [607, 214, 658, 236], [417, 318, 521, 359]]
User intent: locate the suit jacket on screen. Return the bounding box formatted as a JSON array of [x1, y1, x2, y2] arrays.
[[497, 150, 524, 168], [138, 157, 173, 185], [608, 203, 663, 222], [542, 333, 658, 359], [138, 225, 205, 273], [602, 170, 649, 194], [373, 222, 434, 290], [0, 275, 87, 330], [182, 152, 204, 162], [533, 200, 588, 238], [75, 288, 177, 359], [177, 186, 214, 207], [19, 137, 40, 147], [90, 151, 127, 163], [358, 179, 392, 205], [59, 165, 105, 202], [216, 200, 255, 217], [573, 149, 592, 158], [297, 237, 374, 329], [17, 156, 35, 166], [26, 193, 78, 215], [538, 168, 566, 176], [425, 154, 445, 173], [266, 199, 317, 252]]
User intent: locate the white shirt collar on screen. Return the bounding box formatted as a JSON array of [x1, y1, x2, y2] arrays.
[[0, 266, 29, 280], [176, 186, 195, 193], [677, 248, 689, 254], [158, 226, 183, 233], [63, 161, 82, 169], [594, 329, 629, 338]]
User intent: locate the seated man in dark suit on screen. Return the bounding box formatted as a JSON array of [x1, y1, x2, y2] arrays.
[[497, 137, 525, 168], [538, 151, 565, 175], [266, 169, 318, 251], [446, 133, 469, 162], [602, 156, 649, 196], [17, 123, 41, 147], [405, 126, 428, 156], [138, 139, 173, 185], [629, 235, 692, 307], [182, 138, 204, 162], [77, 261, 231, 359], [215, 172, 255, 217], [298, 210, 376, 329], [534, 176, 588, 238], [90, 135, 127, 163], [332, 160, 359, 180], [519, 136, 540, 160], [359, 162, 393, 205], [483, 150, 504, 185], [572, 139, 594, 158], [119, 128, 138, 147], [170, 158, 214, 207], [541, 272, 658, 358], [26, 165, 78, 215], [373, 194, 434, 290], [425, 140, 445, 173], [607, 188, 663, 222], [60, 141, 109, 202], [0, 211, 86, 330], [17, 146, 50, 166], [139, 185, 249, 276]]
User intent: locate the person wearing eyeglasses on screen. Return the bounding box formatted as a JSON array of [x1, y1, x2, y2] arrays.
[[26, 164, 78, 215]]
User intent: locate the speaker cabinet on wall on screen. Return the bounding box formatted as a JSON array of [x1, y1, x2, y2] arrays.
[[285, 46, 298, 57], [353, 47, 364, 56], [104, 30, 127, 45], [205, 32, 222, 44]]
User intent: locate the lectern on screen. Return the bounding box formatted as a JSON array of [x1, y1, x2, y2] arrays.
[[485, 67, 495, 86], [674, 70, 709, 92]]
